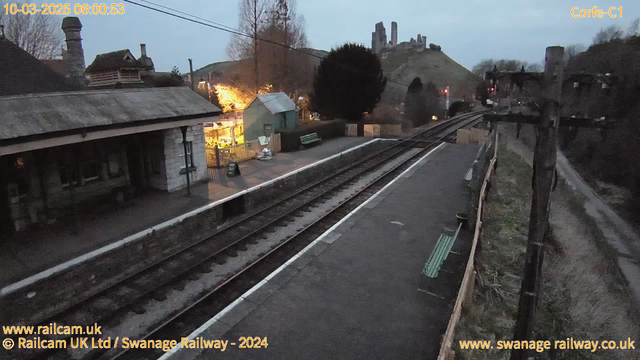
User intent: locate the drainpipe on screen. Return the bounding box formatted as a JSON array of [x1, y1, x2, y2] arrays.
[[180, 126, 191, 195]]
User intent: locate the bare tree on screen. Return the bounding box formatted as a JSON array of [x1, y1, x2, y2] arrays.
[[563, 43, 586, 65], [260, 0, 309, 92], [227, 0, 310, 94], [525, 62, 543, 72], [472, 59, 540, 77], [593, 25, 624, 44], [227, 0, 268, 93], [0, 0, 63, 59], [628, 18, 640, 37]]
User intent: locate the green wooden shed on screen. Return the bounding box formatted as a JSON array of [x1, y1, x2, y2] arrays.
[[242, 92, 298, 141]]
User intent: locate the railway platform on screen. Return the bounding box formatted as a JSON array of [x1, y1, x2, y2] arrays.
[[0, 137, 373, 287], [171, 142, 481, 360]]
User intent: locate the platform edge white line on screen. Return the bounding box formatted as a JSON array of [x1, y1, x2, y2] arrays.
[[158, 142, 446, 359], [1, 139, 391, 297]]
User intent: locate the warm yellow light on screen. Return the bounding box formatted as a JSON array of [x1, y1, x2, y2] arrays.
[[214, 83, 274, 113], [432, 115, 438, 121]]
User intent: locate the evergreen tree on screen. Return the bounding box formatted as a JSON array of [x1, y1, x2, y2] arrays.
[[311, 43, 387, 120], [405, 77, 427, 127]]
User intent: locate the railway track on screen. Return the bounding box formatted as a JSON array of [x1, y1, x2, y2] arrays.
[[8, 112, 483, 360]]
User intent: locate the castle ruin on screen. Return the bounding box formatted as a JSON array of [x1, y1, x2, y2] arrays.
[[371, 21, 427, 54]]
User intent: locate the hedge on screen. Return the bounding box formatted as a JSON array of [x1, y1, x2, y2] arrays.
[[277, 119, 346, 152]]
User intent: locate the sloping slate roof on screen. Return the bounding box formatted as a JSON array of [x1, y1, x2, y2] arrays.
[[41, 59, 69, 77], [254, 92, 297, 115], [0, 38, 79, 96], [0, 87, 221, 141], [86, 49, 143, 73]]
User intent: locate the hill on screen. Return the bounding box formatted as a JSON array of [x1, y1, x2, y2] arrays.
[[188, 48, 328, 87], [188, 46, 478, 106], [380, 46, 481, 102]]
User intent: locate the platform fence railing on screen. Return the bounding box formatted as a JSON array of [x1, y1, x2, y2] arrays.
[[437, 129, 499, 360]]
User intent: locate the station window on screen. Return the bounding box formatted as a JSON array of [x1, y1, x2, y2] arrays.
[[80, 160, 99, 182], [179, 142, 194, 169], [59, 142, 101, 187], [108, 152, 122, 177], [59, 165, 79, 187]]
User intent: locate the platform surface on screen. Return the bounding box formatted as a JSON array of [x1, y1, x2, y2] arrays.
[[184, 142, 480, 360], [0, 137, 372, 287]]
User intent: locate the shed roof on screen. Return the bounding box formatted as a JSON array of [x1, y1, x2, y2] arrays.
[[249, 92, 297, 115], [86, 49, 144, 73], [0, 37, 80, 96], [0, 87, 221, 142]]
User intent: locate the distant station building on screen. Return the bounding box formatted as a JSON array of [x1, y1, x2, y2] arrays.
[[86, 46, 155, 87], [0, 17, 221, 233], [242, 93, 298, 141]]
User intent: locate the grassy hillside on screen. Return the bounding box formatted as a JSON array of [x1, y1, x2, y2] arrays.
[[381, 48, 481, 102], [189, 46, 479, 105], [189, 48, 328, 86]]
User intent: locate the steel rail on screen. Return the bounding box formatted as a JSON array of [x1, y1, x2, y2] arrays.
[[105, 114, 484, 360], [10, 112, 483, 360]]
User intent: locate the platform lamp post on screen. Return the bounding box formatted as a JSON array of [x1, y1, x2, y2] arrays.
[[180, 126, 191, 196]]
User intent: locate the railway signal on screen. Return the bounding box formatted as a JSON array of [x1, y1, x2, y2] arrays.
[[444, 86, 450, 118]]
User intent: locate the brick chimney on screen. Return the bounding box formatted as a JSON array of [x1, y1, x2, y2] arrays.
[[61, 17, 86, 86], [138, 43, 155, 79]]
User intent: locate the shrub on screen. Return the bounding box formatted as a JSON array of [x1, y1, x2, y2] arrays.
[[277, 119, 346, 151], [449, 100, 472, 117], [364, 103, 401, 124]]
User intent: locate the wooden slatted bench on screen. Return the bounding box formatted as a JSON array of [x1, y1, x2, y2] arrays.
[[423, 223, 462, 278], [299, 132, 322, 149]]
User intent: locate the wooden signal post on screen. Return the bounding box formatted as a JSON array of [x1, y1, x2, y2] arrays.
[[482, 46, 616, 360], [511, 46, 563, 360]]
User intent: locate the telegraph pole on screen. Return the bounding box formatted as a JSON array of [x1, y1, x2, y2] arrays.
[[510, 46, 564, 360], [483, 48, 615, 360]]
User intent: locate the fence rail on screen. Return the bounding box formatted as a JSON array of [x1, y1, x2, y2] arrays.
[[437, 130, 499, 360]]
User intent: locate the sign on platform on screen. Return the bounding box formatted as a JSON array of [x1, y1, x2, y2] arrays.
[[227, 161, 241, 177]]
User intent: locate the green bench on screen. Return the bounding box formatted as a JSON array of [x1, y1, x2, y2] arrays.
[[299, 132, 322, 148], [423, 223, 462, 278]]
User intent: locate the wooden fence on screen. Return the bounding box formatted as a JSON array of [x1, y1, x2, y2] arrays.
[[437, 130, 499, 360], [206, 133, 282, 168]]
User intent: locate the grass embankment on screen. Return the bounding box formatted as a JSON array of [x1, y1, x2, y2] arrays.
[[454, 148, 640, 360]]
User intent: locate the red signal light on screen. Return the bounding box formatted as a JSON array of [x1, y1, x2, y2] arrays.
[[444, 89, 448, 94]]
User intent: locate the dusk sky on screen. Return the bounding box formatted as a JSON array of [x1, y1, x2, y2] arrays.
[[28, 0, 640, 72]]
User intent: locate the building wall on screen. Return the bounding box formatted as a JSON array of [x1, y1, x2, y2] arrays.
[[144, 131, 169, 190], [243, 100, 298, 142], [3, 138, 131, 231], [2, 126, 208, 232], [162, 124, 207, 192], [284, 111, 298, 130]]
